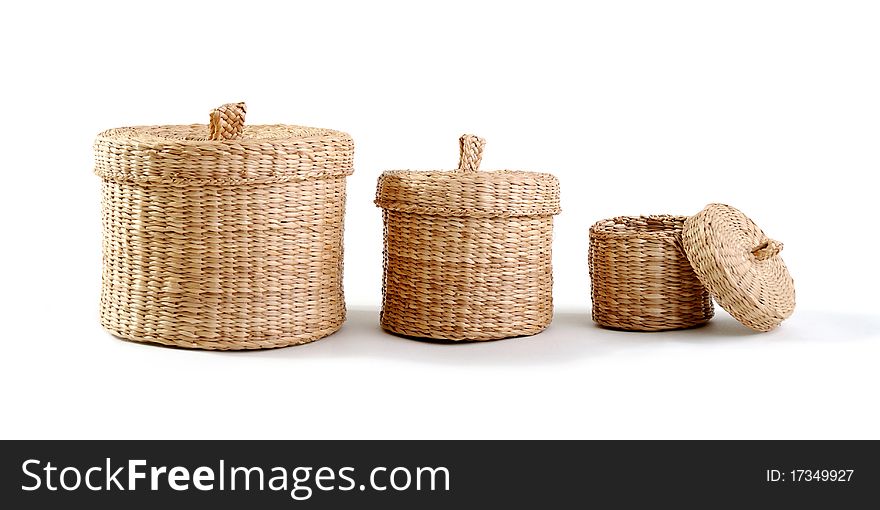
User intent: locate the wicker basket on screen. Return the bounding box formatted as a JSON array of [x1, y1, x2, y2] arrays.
[[94, 102, 354, 350], [589, 215, 714, 331], [589, 205, 795, 332], [375, 134, 560, 341]]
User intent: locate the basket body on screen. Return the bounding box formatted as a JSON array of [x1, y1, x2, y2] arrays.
[[95, 121, 353, 350], [380, 211, 555, 341], [589, 215, 714, 331]]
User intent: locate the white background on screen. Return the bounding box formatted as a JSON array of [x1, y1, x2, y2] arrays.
[[1, 0, 878, 439]]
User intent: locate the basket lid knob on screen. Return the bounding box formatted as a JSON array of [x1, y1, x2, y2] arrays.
[[208, 102, 247, 140], [752, 238, 783, 260], [457, 134, 486, 173]]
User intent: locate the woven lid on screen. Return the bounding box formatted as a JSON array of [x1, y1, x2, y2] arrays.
[[94, 102, 354, 185], [682, 204, 795, 332], [375, 134, 560, 217]]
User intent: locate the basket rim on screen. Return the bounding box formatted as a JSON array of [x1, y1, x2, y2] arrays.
[[375, 169, 560, 218], [590, 215, 688, 239], [94, 123, 354, 185], [95, 123, 352, 146], [377, 168, 559, 181]]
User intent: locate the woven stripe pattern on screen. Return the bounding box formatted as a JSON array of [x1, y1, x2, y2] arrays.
[[682, 204, 795, 332], [376, 135, 560, 341], [95, 103, 354, 350], [589, 215, 714, 331]]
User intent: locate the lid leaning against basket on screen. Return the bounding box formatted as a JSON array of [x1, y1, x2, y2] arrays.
[[589, 204, 795, 332], [682, 203, 796, 332], [375, 135, 561, 341], [94, 102, 354, 350]]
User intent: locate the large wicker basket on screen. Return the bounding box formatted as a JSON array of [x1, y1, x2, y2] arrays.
[[94, 102, 354, 350], [375, 134, 560, 341], [589, 204, 795, 332]]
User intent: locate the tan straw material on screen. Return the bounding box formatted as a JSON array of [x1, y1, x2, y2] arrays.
[[375, 135, 560, 341], [682, 203, 795, 332], [589, 215, 714, 331], [95, 102, 354, 350]]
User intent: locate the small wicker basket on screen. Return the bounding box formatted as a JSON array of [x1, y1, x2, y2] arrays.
[[589, 204, 795, 332], [95, 102, 354, 350], [375, 135, 560, 341], [589, 215, 714, 331]]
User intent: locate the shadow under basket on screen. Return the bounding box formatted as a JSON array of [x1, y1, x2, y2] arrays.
[[94, 102, 354, 350], [589, 205, 796, 333], [375, 134, 560, 341]]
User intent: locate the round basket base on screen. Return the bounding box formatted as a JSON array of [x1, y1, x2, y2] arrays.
[[591, 315, 711, 333], [379, 319, 550, 342], [101, 317, 344, 351]]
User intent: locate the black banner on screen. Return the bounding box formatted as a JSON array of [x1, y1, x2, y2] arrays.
[[2, 441, 876, 507]]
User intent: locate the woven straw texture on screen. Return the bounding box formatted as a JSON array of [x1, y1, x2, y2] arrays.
[[589, 215, 714, 331], [95, 102, 354, 350], [682, 204, 795, 332], [375, 135, 560, 341]]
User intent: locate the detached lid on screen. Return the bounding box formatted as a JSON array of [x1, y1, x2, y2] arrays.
[[682, 204, 795, 332], [94, 102, 354, 185], [375, 134, 560, 217]]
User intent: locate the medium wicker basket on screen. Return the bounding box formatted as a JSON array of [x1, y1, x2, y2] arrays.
[[375, 134, 560, 341], [94, 102, 354, 350], [589, 204, 795, 332]]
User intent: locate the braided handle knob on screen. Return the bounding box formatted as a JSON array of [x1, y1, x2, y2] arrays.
[[752, 238, 783, 260], [208, 102, 247, 141], [457, 134, 486, 173]]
